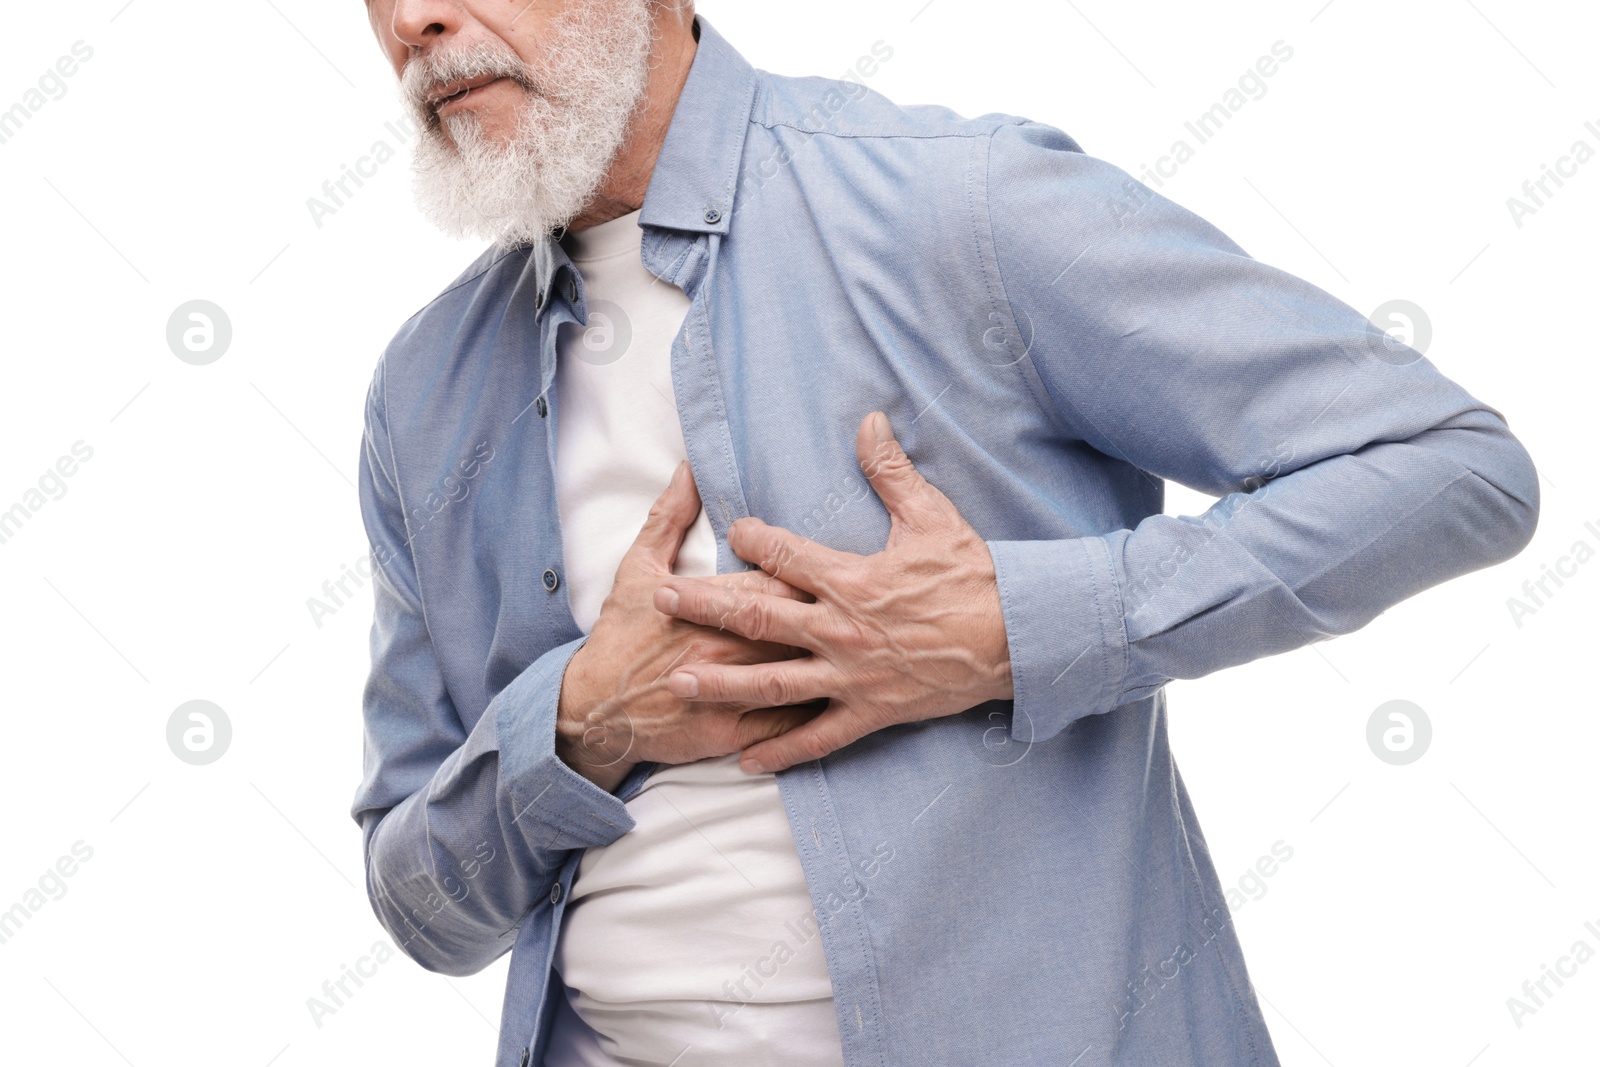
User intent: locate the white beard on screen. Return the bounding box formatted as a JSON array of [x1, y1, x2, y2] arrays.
[[402, 1, 656, 248]]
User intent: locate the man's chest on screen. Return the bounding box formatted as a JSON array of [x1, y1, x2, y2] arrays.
[[381, 251, 1123, 725]]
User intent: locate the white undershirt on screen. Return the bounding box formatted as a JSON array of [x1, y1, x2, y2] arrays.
[[543, 209, 844, 1067]]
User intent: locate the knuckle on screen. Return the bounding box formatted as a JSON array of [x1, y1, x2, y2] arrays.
[[824, 561, 868, 605], [727, 593, 770, 641], [757, 671, 793, 707], [719, 570, 759, 595], [861, 440, 907, 478], [799, 730, 835, 761], [828, 612, 871, 652], [758, 539, 796, 576], [745, 714, 784, 745], [641, 498, 672, 528]]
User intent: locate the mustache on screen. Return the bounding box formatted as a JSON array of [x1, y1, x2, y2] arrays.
[[401, 41, 538, 120]]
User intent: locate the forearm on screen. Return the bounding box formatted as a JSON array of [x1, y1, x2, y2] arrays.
[[990, 406, 1538, 741], [358, 635, 636, 975], [1116, 406, 1536, 688], [355, 360, 639, 974]]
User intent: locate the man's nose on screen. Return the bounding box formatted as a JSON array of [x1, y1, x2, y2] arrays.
[[387, 0, 460, 50]]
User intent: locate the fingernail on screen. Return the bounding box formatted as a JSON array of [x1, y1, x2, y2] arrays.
[[669, 460, 685, 489], [657, 587, 680, 615], [740, 756, 765, 774], [669, 671, 698, 697], [871, 411, 892, 444]]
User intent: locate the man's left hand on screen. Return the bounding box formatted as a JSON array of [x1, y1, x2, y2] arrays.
[[652, 410, 1015, 774]]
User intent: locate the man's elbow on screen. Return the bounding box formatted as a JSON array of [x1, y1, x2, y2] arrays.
[[1480, 415, 1539, 563], [364, 883, 504, 978], [391, 928, 499, 978], [357, 812, 504, 978], [1436, 406, 1541, 568]]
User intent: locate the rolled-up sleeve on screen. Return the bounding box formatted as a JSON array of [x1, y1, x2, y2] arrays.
[[980, 119, 1540, 742], [349, 356, 634, 977]]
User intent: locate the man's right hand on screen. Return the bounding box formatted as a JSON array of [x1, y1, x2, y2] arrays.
[[554, 460, 822, 792]]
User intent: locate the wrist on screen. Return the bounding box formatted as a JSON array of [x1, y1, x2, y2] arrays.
[[555, 643, 636, 793], [973, 547, 1015, 703]]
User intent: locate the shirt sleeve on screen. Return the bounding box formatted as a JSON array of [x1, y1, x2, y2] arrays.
[[978, 119, 1540, 743], [349, 356, 635, 977]]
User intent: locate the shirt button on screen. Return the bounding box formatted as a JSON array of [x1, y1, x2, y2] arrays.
[[542, 568, 560, 592], [550, 881, 564, 905], [535, 395, 548, 418], [534, 289, 545, 310], [704, 207, 722, 224], [519, 1049, 531, 1067], [565, 276, 578, 303]]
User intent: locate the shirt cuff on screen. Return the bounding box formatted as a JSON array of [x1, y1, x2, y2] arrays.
[[986, 534, 1132, 742], [495, 634, 637, 848]]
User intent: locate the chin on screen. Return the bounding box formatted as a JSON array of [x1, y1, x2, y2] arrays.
[[442, 109, 530, 152]]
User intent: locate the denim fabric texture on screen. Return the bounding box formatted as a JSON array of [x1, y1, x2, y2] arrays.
[[349, 15, 1539, 1067]]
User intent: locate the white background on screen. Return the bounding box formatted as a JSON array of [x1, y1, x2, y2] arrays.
[[0, 1, 1595, 1064]]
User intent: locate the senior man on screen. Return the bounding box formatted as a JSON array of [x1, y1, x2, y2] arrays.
[[348, 3, 1539, 1066]]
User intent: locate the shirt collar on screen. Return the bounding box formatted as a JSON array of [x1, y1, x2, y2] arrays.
[[532, 14, 756, 311], [637, 13, 758, 236]]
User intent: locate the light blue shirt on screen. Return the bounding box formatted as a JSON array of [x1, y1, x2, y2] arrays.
[[350, 16, 1538, 1067]]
